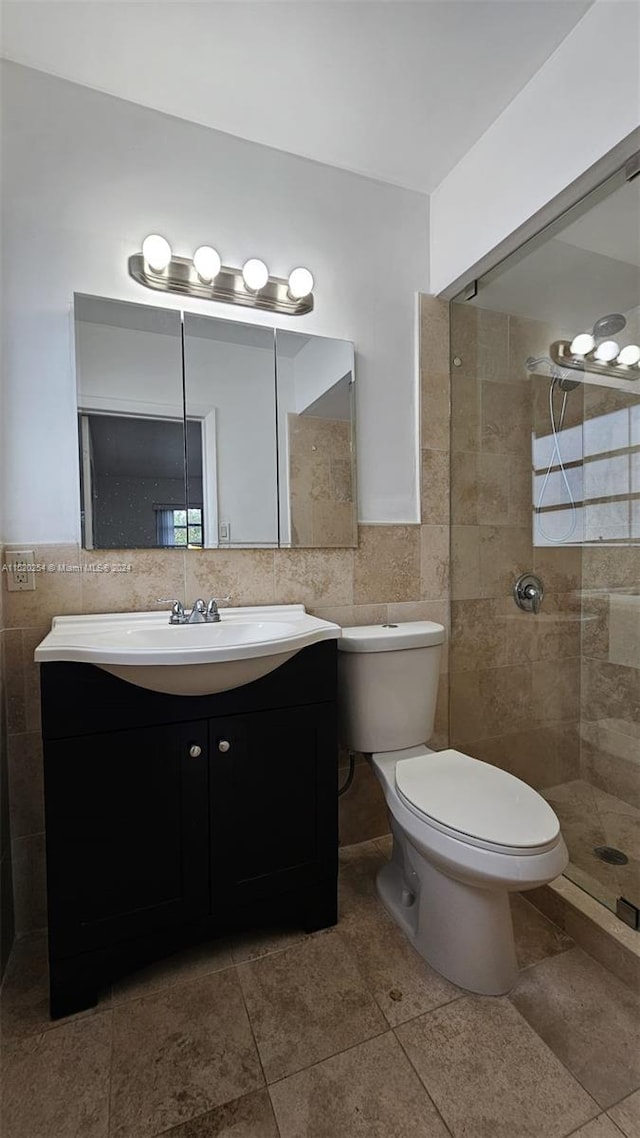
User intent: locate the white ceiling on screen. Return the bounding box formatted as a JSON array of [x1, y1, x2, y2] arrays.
[[0, 0, 592, 193]]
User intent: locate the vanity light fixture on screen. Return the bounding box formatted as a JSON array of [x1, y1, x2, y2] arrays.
[[617, 344, 640, 366], [551, 337, 640, 381], [129, 237, 314, 315]]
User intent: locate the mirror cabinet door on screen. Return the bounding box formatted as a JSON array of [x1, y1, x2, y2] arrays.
[[183, 315, 278, 548], [276, 330, 357, 548], [75, 295, 185, 550]]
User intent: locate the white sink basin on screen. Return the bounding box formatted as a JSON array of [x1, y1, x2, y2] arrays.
[[34, 605, 341, 695]]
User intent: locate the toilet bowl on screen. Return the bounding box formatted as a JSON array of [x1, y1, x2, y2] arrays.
[[337, 622, 568, 995]]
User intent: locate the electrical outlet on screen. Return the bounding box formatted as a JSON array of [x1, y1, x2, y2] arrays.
[[6, 549, 36, 592]]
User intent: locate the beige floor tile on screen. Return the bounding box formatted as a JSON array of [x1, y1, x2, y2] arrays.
[[270, 1031, 450, 1138], [511, 893, 574, 970], [338, 838, 390, 920], [237, 928, 386, 1082], [230, 925, 309, 966], [110, 970, 263, 1138], [609, 1089, 640, 1138], [339, 899, 462, 1026], [155, 1089, 279, 1137], [396, 995, 598, 1138], [0, 931, 106, 1039], [510, 947, 640, 1109], [1, 1013, 112, 1138], [111, 937, 235, 1004], [569, 1118, 628, 1138]]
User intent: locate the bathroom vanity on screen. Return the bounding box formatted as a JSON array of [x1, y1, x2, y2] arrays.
[[37, 608, 339, 1018]]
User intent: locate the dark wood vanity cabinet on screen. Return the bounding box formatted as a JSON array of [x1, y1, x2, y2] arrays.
[[40, 641, 338, 1018]]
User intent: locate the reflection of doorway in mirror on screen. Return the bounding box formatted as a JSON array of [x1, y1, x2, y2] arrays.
[[288, 374, 356, 548], [79, 413, 203, 549]]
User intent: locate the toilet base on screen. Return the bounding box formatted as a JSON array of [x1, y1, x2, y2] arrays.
[[376, 831, 519, 996]]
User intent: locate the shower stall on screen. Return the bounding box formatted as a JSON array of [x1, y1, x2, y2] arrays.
[[448, 160, 640, 932]]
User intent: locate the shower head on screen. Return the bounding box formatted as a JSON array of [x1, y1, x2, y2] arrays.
[[593, 313, 626, 339]]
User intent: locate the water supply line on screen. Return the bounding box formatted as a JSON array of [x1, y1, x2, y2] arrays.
[[526, 357, 578, 545]]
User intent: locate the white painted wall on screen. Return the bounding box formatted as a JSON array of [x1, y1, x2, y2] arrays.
[[430, 0, 640, 295], [0, 61, 428, 544]]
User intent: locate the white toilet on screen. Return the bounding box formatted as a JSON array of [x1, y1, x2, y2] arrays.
[[337, 621, 568, 995]]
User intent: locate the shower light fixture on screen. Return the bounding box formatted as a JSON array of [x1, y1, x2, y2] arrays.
[[594, 339, 620, 362], [129, 238, 314, 315], [617, 344, 640, 366], [569, 333, 595, 356]]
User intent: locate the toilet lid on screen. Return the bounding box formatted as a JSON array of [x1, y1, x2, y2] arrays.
[[395, 749, 560, 849]]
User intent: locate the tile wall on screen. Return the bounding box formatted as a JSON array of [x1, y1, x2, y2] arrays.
[[449, 304, 583, 789], [1, 295, 450, 937]]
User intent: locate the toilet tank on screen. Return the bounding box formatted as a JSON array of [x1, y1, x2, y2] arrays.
[[337, 622, 445, 754]]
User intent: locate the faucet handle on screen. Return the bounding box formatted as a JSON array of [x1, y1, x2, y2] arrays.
[[156, 598, 185, 624], [206, 596, 231, 622]]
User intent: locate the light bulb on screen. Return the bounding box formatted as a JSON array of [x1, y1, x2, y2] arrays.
[[242, 258, 269, 291], [142, 234, 172, 272], [594, 340, 620, 362], [569, 332, 595, 356], [288, 267, 314, 299], [617, 343, 640, 366], [193, 245, 221, 283]]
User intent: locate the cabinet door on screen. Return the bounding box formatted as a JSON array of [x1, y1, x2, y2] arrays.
[[209, 704, 337, 906], [45, 721, 210, 956]]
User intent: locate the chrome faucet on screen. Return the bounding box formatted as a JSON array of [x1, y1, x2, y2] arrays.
[[157, 597, 231, 625]]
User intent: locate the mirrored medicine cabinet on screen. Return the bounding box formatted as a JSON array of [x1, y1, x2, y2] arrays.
[[74, 295, 356, 550]]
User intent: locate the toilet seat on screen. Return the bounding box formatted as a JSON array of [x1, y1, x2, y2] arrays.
[[395, 748, 560, 855]]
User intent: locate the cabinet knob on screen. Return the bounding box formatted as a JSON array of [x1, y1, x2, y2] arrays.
[[218, 739, 231, 753], [189, 744, 202, 758]]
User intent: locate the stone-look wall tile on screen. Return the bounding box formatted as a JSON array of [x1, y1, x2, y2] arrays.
[[338, 761, 389, 846], [354, 526, 420, 605], [581, 722, 640, 811], [451, 374, 480, 454], [21, 628, 43, 735], [275, 548, 354, 607], [387, 599, 448, 628], [420, 449, 449, 524], [581, 595, 610, 661], [532, 658, 580, 724], [451, 526, 481, 600], [582, 546, 640, 590], [507, 594, 582, 666], [429, 674, 449, 751], [452, 451, 515, 528], [7, 734, 44, 839], [508, 316, 554, 383], [533, 546, 582, 593], [450, 305, 509, 383], [80, 548, 186, 613], [311, 604, 387, 628], [450, 598, 507, 673], [508, 456, 533, 526], [479, 526, 533, 599], [185, 549, 275, 608], [481, 380, 532, 455], [3, 544, 82, 629], [4, 629, 26, 734], [581, 658, 640, 726], [12, 833, 46, 935], [1, 850, 15, 975], [458, 725, 580, 791], [420, 525, 449, 600], [420, 295, 450, 376], [420, 296, 450, 452]]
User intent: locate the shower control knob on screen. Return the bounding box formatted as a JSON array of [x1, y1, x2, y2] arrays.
[[218, 740, 231, 753], [189, 744, 202, 758], [514, 573, 544, 615]]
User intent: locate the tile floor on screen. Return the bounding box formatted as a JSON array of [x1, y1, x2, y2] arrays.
[[1, 838, 639, 1138], [542, 779, 640, 912]]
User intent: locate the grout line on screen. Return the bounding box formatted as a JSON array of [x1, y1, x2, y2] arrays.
[[393, 1023, 456, 1138]]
